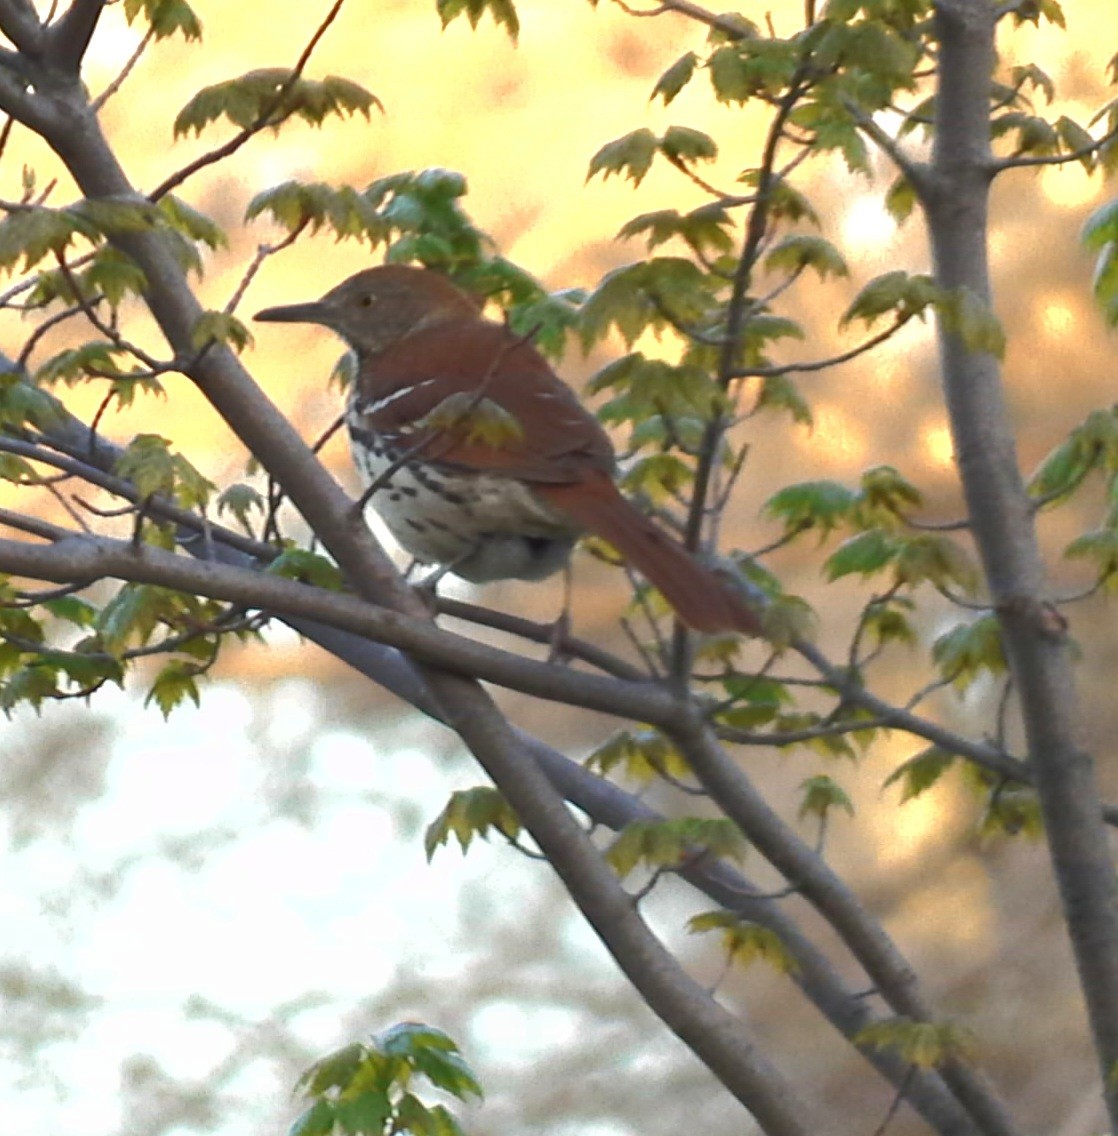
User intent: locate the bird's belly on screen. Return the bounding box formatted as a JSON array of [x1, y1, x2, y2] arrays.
[[350, 434, 580, 582]]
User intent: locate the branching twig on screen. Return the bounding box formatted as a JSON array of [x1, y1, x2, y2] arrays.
[[147, 0, 350, 201], [731, 314, 913, 381]]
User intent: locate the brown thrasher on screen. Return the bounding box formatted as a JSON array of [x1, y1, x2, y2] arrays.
[[254, 264, 761, 635]]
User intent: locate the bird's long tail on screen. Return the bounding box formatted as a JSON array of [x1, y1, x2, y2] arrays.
[[538, 474, 762, 636]]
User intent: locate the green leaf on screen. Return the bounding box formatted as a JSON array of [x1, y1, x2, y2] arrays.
[[0, 663, 63, 715], [43, 596, 97, 627], [424, 786, 520, 858], [824, 529, 897, 580], [738, 169, 819, 225], [0, 205, 100, 275], [174, 69, 380, 137], [764, 480, 856, 537], [860, 597, 917, 649], [1065, 528, 1118, 588], [979, 784, 1043, 838], [267, 549, 345, 591], [856, 464, 924, 522], [705, 34, 799, 105], [789, 98, 870, 173], [113, 433, 178, 498], [1005, 0, 1064, 28], [145, 660, 202, 719], [841, 270, 939, 327], [295, 1042, 365, 1097], [0, 452, 33, 483], [591, 355, 725, 425], [584, 728, 692, 785], [157, 195, 228, 251], [111, 435, 213, 509], [856, 1017, 976, 1069], [883, 746, 956, 803], [932, 615, 1007, 691], [719, 675, 792, 725], [190, 310, 253, 353], [885, 174, 918, 224], [380, 1021, 458, 1057], [436, 0, 519, 41], [688, 911, 797, 974], [73, 196, 163, 236], [587, 128, 659, 187], [411, 1047, 484, 1102], [758, 593, 817, 650], [606, 817, 745, 879], [651, 52, 697, 104], [764, 234, 848, 280], [37, 341, 131, 386], [1082, 198, 1118, 251], [660, 125, 718, 165], [620, 453, 694, 503], [123, 0, 202, 40], [334, 1092, 393, 1132], [892, 533, 979, 593], [1009, 62, 1055, 103], [708, 44, 754, 104], [1091, 242, 1118, 326], [1055, 115, 1098, 171], [83, 247, 149, 307], [0, 371, 63, 431], [753, 374, 812, 426], [580, 258, 718, 348], [217, 483, 265, 530], [96, 584, 176, 654], [798, 774, 855, 820], [246, 181, 387, 245]]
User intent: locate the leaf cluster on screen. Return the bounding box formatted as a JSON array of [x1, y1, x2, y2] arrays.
[[855, 1016, 976, 1069], [688, 910, 798, 975], [1028, 405, 1118, 591], [0, 578, 249, 720], [424, 787, 521, 858], [248, 170, 583, 362], [764, 467, 979, 608], [291, 1023, 481, 1136], [174, 69, 380, 137], [606, 816, 747, 879]]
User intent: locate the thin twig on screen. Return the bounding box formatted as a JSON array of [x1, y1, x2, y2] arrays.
[[731, 314, 913, 380], [990, 120, 1118, 173], [147, 0, 352, 201], [90, 25, 154, 112]]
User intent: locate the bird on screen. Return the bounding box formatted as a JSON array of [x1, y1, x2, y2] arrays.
[[254, 264, 761, 636]]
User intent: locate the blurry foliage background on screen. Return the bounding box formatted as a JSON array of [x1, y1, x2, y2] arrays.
[[2, 2, 1118, 1135]]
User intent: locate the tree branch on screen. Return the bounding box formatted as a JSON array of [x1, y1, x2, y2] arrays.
[[669, 708, 1019, 1136], [45, 0, 107, 72], [0, 0, 44, 57], [929, 1, 1118, 1125]]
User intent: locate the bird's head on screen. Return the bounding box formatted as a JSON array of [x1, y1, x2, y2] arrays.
[[254, 264, 481, 356]]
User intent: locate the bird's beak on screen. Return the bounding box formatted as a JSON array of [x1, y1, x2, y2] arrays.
[[253, 300, 330, 326]]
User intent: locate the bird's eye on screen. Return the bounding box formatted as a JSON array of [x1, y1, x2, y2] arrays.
[[360, 293, 375, 307]]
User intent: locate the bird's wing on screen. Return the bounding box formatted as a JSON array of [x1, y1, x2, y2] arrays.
[[348, 319, 615, 485]]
